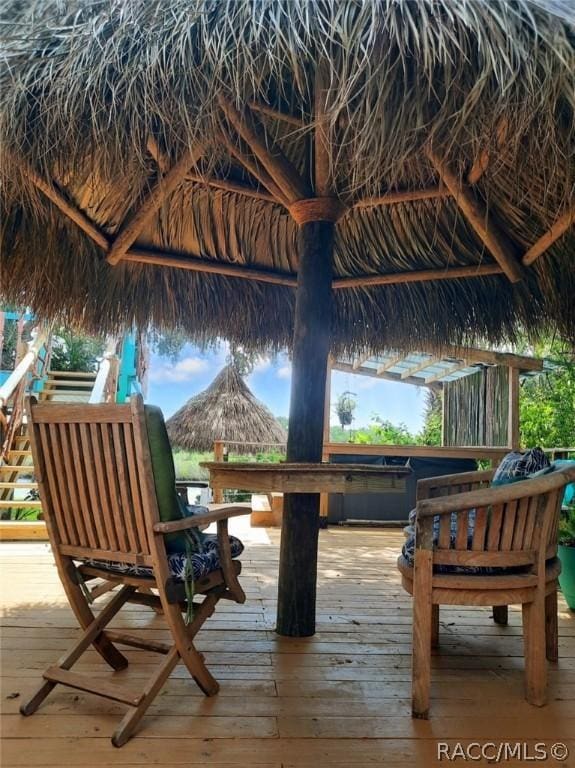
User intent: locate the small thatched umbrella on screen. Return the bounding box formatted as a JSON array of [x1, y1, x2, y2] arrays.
[[0, 0, 573, 636], [166, 364, 287, 454]]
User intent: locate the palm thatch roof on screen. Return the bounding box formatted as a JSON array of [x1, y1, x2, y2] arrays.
[[0, 0, 574, 352], [166, 364, 287, 453]]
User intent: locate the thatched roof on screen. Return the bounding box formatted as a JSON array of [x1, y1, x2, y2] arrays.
[[0, 0, 574, 352], [166, 364, 287, 453]]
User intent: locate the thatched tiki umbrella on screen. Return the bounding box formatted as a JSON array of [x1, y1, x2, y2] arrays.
[[1, 1, 573, 635], [166, 364, 287, 453]]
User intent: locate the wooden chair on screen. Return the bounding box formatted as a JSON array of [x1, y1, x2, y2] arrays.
[[398, 464, 575, 718], [19, 395, 251, 746]]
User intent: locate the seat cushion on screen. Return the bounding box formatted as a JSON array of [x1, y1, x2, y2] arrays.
[[83, 534, 244, 581], [145, 405, 206, 555]]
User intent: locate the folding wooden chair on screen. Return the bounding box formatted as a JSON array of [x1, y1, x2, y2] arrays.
[[19, 395, 250, 746], [398, 464, 575, 718]]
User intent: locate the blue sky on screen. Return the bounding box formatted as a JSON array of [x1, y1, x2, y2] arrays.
[[147, 342, 426, 433]]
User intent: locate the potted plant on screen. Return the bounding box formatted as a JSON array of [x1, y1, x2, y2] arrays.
[[558, 505, 575, 611]]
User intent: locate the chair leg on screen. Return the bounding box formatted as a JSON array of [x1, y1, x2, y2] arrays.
[[20, 681, 57, 717], [431, 604, 439, 649], [62, 570, 129, 671], [522, 597, 547, 707], [545, 590, 558, 663], [412, 593, 432, 718], [161, 599, 219, 696], [112, 647, 180, 748], [493, 605, 508, 625]]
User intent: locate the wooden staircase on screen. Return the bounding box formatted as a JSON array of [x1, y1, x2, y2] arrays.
[[0, 370, 97, 537]]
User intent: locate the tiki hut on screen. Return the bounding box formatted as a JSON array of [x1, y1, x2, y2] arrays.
[[166, 364, 287, 454], [0, 0, 573, 636]]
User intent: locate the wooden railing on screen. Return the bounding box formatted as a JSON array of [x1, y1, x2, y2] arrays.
[[89, 338, 120, 404], [0, 325, 50, 460]]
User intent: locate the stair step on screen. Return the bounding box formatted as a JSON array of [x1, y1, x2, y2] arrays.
[[0, 466, 35, 474], [0, 500, 42, 508], [13, 436, 31, 444], [40, 390, 92, 398], [44, 379, 95, 389], [47, 370, 97, 379], [6, 450, 32, 458], [0, 482, 38, 489]]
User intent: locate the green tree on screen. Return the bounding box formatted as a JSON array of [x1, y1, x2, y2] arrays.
[[520, 342, 575, 449], [419, 389, 442, 446], [50, 328, 105, 372], [353, 416, 415, 445]]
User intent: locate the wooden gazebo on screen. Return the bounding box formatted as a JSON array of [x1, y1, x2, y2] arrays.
[[1, 1, 573, 637]]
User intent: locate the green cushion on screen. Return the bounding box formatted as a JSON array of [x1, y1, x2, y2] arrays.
[[145, 405, 203, 554]]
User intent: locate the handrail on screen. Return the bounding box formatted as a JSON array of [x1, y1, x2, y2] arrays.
[[0, 326, 49, 406], [89, 337, 120, 404]]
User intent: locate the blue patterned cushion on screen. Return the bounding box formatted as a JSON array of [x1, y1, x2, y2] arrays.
[[491, 447, 550, 486], [83, 534, 244, 581]]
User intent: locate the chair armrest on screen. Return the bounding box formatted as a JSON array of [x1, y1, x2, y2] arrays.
[[417, 465, 575, 518], [153, 503, 252, 535]]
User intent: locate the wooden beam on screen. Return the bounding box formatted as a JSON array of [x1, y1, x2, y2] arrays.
[[218, 94, 311, 204], [122, 247, 297, 287], [16, 158, 108, 250], [354, 186, 449, 209], [429, 345, 543, 372], [508, 366, 521, 450], [217, 132, 288, 205], [352, 353, 371, 370], [522, 207, 575, 266], [331, 360, 442, 390], [376, 354, 405, 375], [424, 361, 470, 385], [186, 173, 276, 203], [314, 62, 332, 198], [247, 100, 305, 128], [467, 119, 509, 185], [108, 145, 204, 265], [400, 357, 442, 380], [333, 263, 502, 289], [426, 147, 523, 283]]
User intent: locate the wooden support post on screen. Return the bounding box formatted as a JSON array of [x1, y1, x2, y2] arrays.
[[277, 221, 334, 637], [213, 441, 225, 504], [508, 366, 520, 450], [319, 356, 332, 526]]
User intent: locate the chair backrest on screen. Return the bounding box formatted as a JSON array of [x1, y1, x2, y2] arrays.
[[26, 395, 159, 566], [420, 467, 575, 571]]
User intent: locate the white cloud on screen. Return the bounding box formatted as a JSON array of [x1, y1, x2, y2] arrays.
[[252, 355, 272, 374], [277, 364, 292, 380], [357, 377, 379, 390], [149, 356, 209, 383]]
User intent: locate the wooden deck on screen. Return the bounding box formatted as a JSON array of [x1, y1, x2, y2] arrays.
[[1, 523, 574, 767]]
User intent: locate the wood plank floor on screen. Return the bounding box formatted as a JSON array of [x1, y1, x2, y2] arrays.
[[1, 522, 574, 767]]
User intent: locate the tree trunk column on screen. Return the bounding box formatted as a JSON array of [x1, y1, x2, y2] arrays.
[[276, 220, 334, 637]]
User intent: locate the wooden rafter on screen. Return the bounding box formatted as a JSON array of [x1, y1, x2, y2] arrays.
[[376, 354, 405, 375], [217, 94, 311, 204], [218, 132, 288, 206], [522, 206, 575, 266], [122, 248, 297, 287], [332, 263, 502, 289], [426, 147, 523, 283], [467, 119, 509, 185], [16, 158, 108, 250], [314, 62, 332, 198], [354, 186, 449, 209], [425, 360, 470, 385], [400, 357, 442, 379], [247, 100, 305, 128], [352, 353, 371, 370], [107, 145, 204, 265], [148, 136, 274, 203]]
